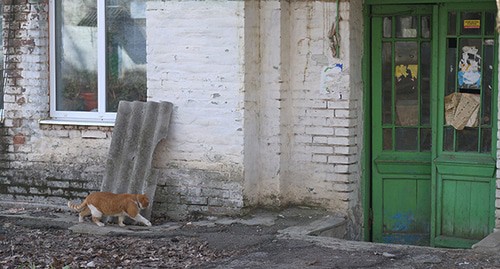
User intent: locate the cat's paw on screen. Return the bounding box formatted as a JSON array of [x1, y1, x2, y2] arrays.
[[96, 222, 105, 227], [144, 220, 152, 226], [119, 223, 126, 227]]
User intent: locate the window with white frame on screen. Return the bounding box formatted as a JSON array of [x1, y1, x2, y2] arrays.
[[49, 0, 146, 122]]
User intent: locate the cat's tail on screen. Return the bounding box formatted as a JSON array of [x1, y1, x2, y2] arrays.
[[67, 200, 86, 212]]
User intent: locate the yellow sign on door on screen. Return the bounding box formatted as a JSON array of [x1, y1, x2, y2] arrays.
[[463, 19, 480, 29]]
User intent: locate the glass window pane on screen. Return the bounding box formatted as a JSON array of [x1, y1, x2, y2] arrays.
[[56, 0, 98, 111], [456, 128, 478, 152], [443, 127, 454, 151], [485, 12, 495, 36], [461, 12, 481, 35], [481, 128, 491, 153], [383, 128, 392, 151], [445, 38, 457, 95], [396, 16, 417, 38], [395, 42, 418, 126], [420, 128, 431, 152], [383, 17, 392, 38], [448, 12, 456, 35], [482, 41, 494, 125], [421, 16, 431, 38], [395, 128, 418, 151], [106, 0, 147, 112], [382, 42, 392, 124], [421, 42, 431, 125]]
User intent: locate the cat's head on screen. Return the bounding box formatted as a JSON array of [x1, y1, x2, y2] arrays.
[[137, 194, 150, 209]]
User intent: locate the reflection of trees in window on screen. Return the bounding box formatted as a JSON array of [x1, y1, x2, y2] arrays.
[[107, 70, 146, 112], [105, 2, 147, 112], [60, 67, 97, 111]]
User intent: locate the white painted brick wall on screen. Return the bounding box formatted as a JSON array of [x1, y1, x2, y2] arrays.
[[147, 1, 245, 168], [278, 1, 364, 236], [147, 1, 246, 214]]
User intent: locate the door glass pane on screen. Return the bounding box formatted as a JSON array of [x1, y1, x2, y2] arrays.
[[396, 16, 417, 38], [481, 128, 491, 153], [395, 42, 418, 126], [445, 38, 457, 96], [106, 0, 147, 112], [444, 127, 454, 151], [456, 128, 478, 152], [461, 12, 481, 36], [383, 17, 392, 38], [382, 42, 392, 124], [396, 128, 418, 151], [448, 12, 457, 35], [485, 12, 495, 36], [421, 16, 431, 38], [383, 128, 392, 150], [482, 41, 494, 125], [421, 42, 431, 125], [420, 128, 431, 151], [55, 0, 98, 111]]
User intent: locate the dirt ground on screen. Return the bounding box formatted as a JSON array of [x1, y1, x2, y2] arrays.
[[1, 206, 500, 269]]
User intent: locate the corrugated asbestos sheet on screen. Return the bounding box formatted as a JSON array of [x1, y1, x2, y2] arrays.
[[101, 101, 173, 219]]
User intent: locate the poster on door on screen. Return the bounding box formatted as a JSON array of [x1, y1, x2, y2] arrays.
[[445, 92, 480, 130], [458, 46, 481, 89]]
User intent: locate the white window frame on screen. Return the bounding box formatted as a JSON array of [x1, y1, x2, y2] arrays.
[[49, 0, 116, 123]]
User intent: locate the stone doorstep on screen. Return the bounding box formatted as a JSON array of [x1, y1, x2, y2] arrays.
[[471, 230, 500, 253]]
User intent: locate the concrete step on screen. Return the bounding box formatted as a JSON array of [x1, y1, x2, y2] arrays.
[[472, 230, 500, 253]]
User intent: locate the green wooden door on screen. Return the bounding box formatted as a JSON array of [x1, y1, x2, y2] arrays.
[[371, 2, 497, 248], [371, 5, 434, 246], [433, 3, 498, 248]]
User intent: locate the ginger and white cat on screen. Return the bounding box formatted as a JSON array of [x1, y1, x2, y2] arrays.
[[68, 192, 152, 227]]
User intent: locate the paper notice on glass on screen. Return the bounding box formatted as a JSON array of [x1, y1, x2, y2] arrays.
[[445, 93, 460, 126], [444, 92, 480, 130]]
